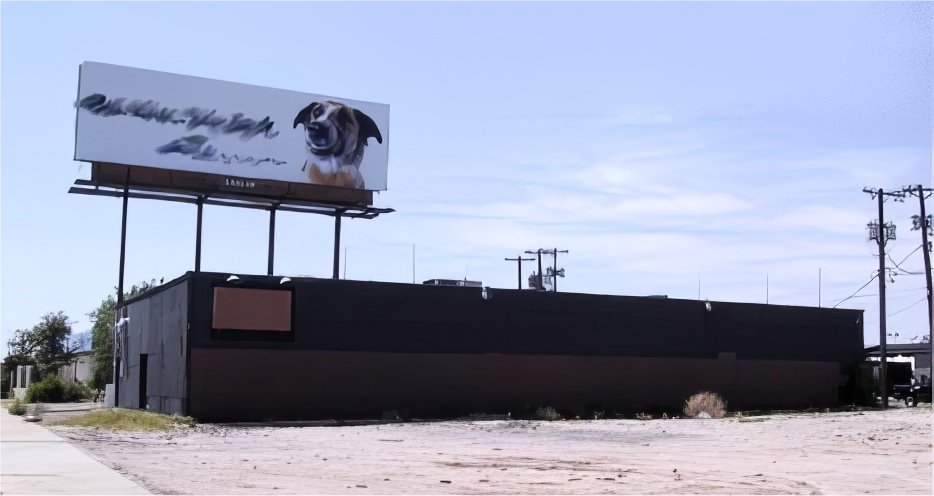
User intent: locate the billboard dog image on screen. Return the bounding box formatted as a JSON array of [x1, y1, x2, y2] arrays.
[[293, 101, 383, 189]]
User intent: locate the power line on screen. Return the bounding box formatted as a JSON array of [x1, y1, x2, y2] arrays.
[[833, 274, 879, 308], [896, 244, 923, 265], [847, 287, 926, 299], [888, 298, 927, 318], [887, 244, 924, 275]]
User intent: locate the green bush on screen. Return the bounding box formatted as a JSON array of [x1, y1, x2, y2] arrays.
[[25, 375, 66, 403], [64, 381, 94, 402], [8, 398, 27, 415]]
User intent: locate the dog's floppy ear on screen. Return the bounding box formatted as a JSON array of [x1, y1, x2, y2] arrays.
[[293, 103, 315, 128], [353, 109, 383, 144]]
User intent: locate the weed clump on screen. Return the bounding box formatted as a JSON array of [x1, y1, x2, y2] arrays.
[[683, 391, 727, 419], [534, 406, 562, 421], [8, 398, 27, 415], [59, 408, 196, 431]]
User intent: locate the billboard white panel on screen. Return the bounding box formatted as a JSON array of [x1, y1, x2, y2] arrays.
[[74, 62, 389, 191]]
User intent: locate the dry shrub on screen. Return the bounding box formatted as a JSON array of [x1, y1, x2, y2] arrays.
[[534, 406, 562, 421], [683, 391, 726, 418]]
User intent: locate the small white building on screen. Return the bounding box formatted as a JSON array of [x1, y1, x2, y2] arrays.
[[10, 365, 35, 400], [58, 352, 94, 384]]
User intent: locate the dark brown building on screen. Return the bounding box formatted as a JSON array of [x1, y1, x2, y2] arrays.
[[115, 271, 865, 421]]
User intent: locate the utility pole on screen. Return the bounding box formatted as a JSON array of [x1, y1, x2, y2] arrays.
[[550, 248, 568, 292], [905, 186, 933, 336], [525, 249, 545, 291], [904, 184, 933, 378], [863, 187, 904, 408], [505, 255, 535, 290]]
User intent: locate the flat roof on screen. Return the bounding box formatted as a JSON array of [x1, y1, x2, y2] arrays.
[[865, 343, 932, 357]]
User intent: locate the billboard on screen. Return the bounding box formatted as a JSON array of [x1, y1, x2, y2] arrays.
[[74, 62, 389, 194]]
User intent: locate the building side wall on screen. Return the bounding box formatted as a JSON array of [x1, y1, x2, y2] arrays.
[[118, 279, 188, 415]]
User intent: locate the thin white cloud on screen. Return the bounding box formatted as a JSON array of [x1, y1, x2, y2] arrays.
[[781, 147, 926, 188], [770, 206, 876, 236]]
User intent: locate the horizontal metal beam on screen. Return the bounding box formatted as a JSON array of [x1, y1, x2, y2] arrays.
[[73, 178, 376, 211], [68, 183, 393, 219], [69, 186, 199, 205]]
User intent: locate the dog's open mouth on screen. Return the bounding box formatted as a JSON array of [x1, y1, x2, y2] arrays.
[[311, 130, 330, 147], [306, 123, 340, 154]]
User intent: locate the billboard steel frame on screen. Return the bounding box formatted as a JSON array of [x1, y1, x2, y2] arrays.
[[69, 177, 393, 295]]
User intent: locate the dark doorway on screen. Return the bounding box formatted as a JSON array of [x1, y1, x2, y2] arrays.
[[139, 354, 148, 410], [114, 357, 121, 407]]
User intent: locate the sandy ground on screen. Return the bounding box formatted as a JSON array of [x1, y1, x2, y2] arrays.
[[50, 407, 932, 495]]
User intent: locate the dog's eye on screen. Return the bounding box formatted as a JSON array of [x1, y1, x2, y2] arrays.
[[312, 106, 324, 118]]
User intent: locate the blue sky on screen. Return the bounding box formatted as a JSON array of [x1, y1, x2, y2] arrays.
[[2, 1, 932, 354]]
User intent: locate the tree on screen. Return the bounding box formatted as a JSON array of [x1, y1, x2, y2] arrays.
[[4, 312, 78, 378], [87, 282, 153, 390]]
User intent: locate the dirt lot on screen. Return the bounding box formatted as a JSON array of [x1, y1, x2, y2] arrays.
[[51, 407, 931, 495]]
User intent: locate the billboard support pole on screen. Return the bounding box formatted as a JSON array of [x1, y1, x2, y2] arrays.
[[113, 169, 129, 410], [117, 171, 129, 306], [267, 205, 277, 276], [194, 196, 204, 273], [333, 211, 343, 279]]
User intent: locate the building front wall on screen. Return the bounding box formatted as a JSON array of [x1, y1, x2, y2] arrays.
[[190, 348, 841, 421], [122, 272, 865, 420], [187, 274, 864, 365], [59, 354, 93, 384]]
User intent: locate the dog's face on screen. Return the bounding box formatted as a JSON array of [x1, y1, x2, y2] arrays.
[[292, 101, 382, 161]]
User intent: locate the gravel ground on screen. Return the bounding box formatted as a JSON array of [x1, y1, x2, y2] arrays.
[[51, 407, 932, 495]]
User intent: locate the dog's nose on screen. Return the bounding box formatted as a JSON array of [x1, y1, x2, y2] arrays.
[[308, 122, 324, 131]]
